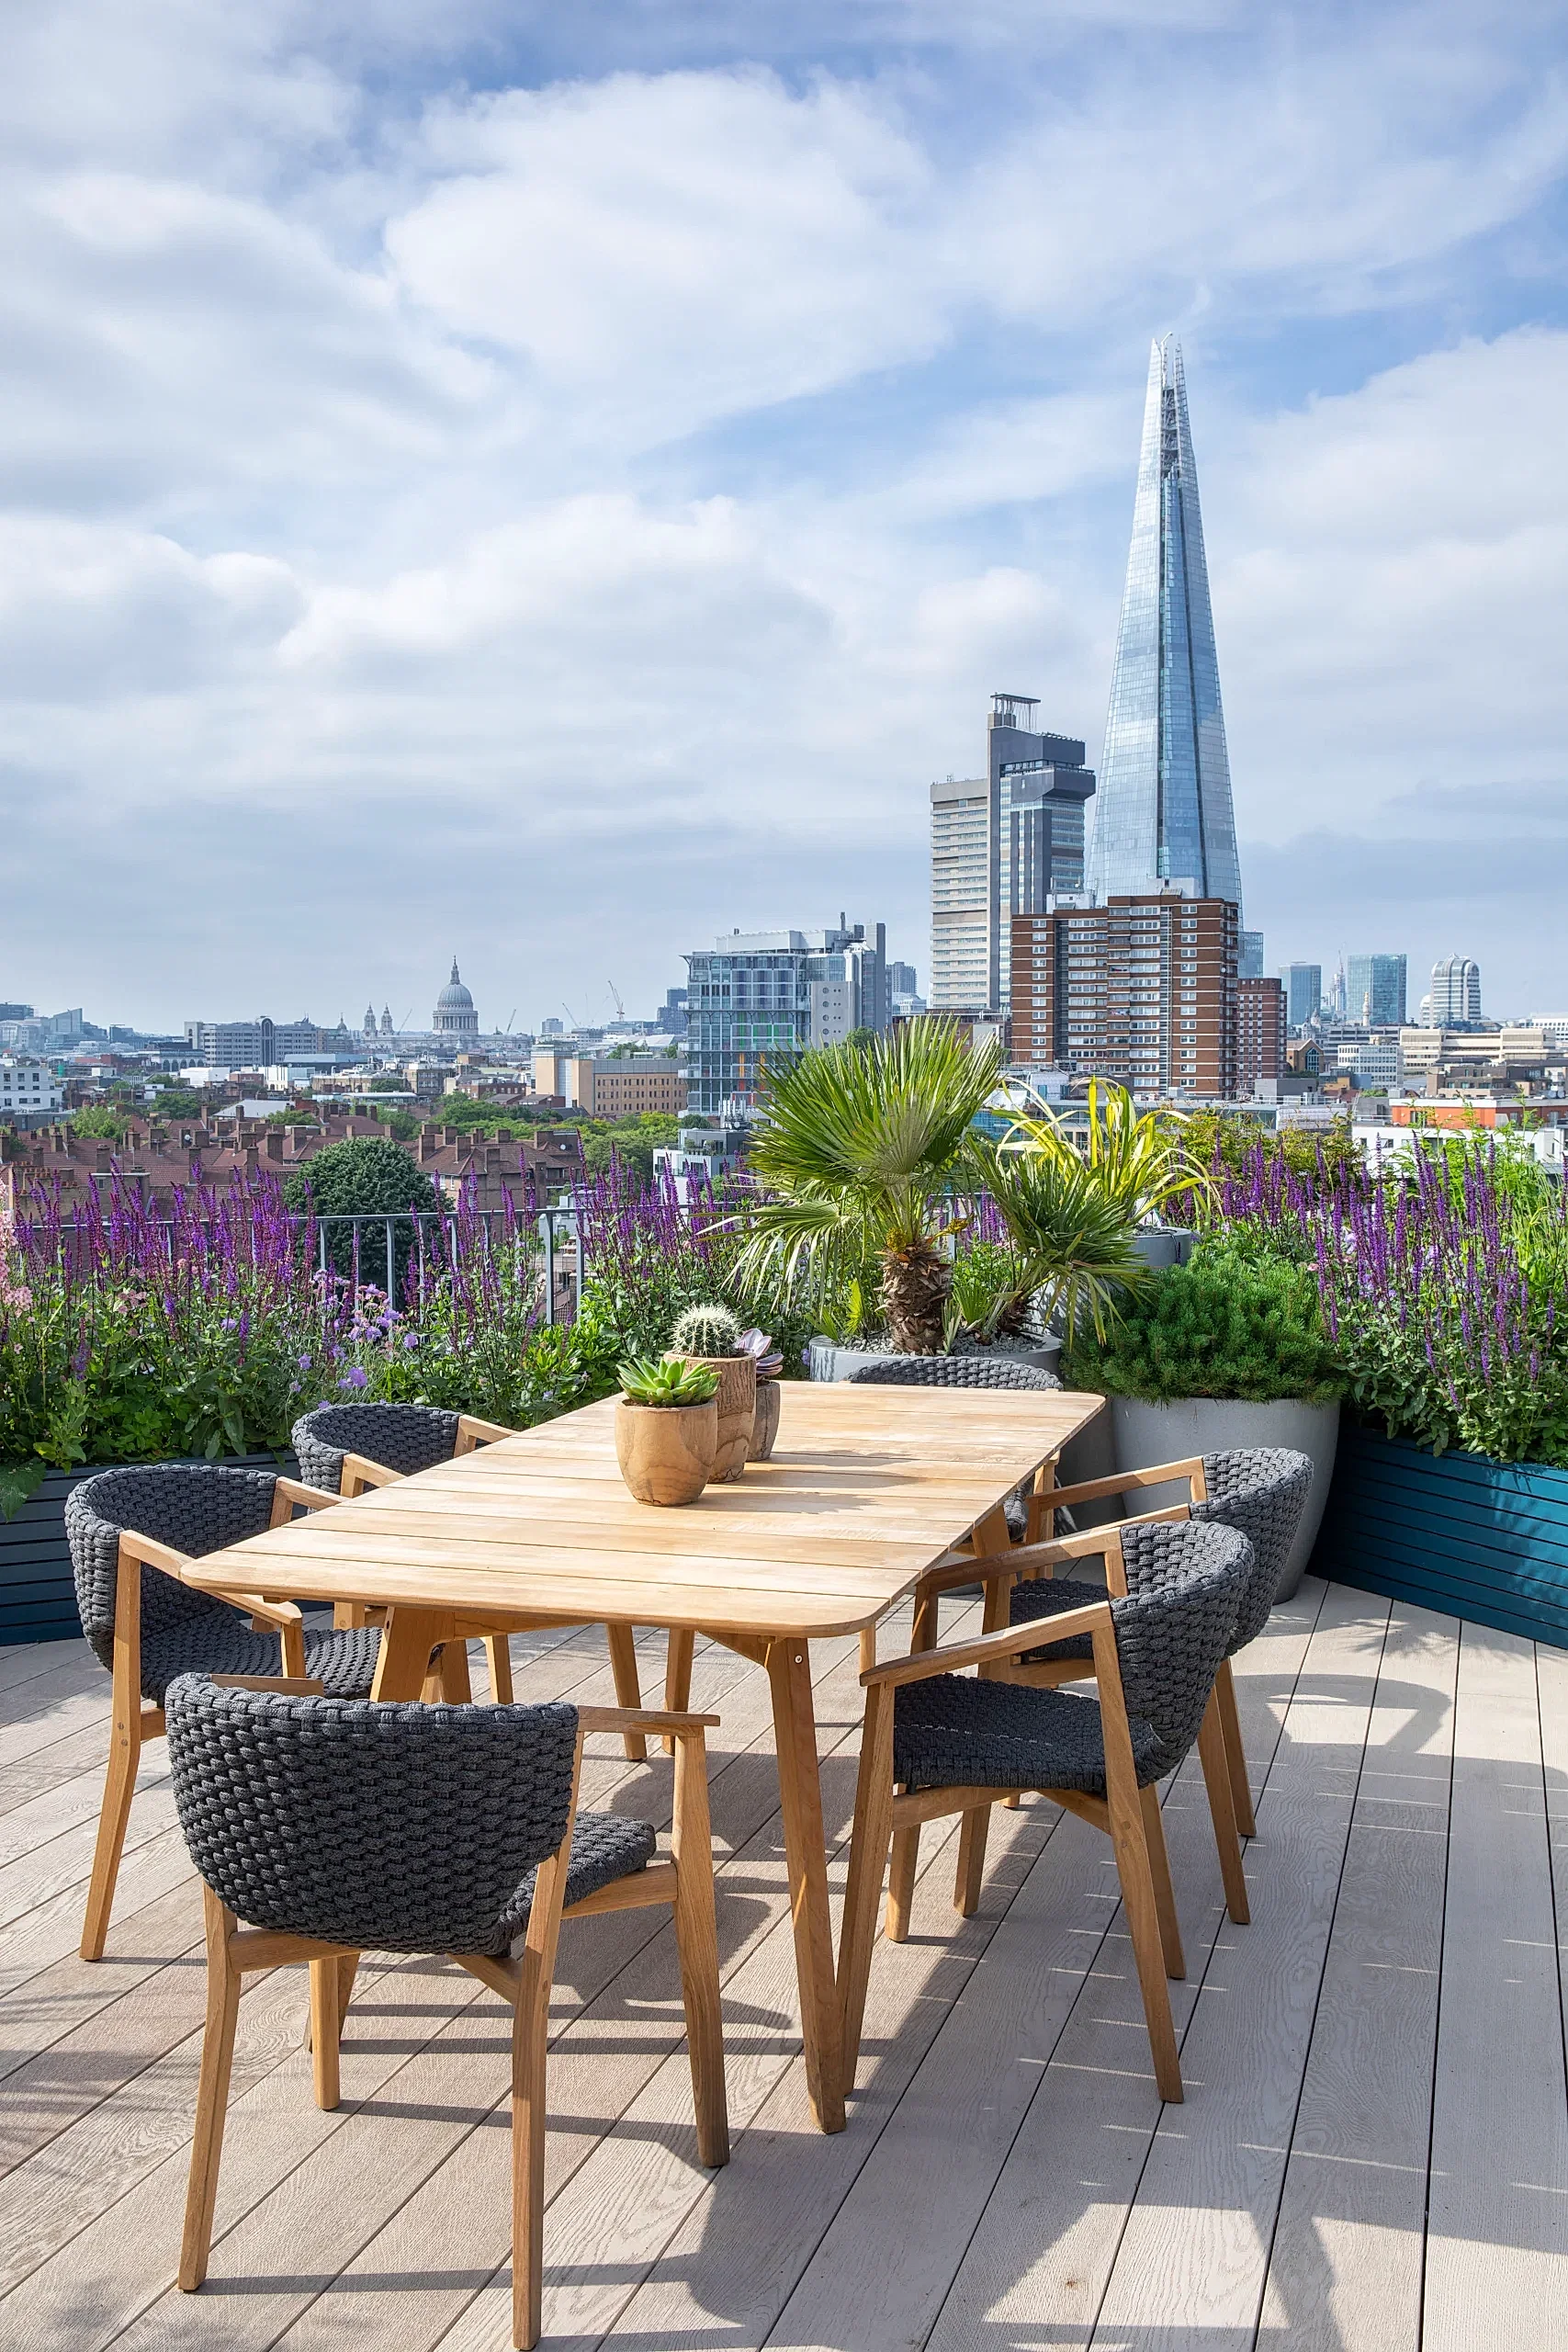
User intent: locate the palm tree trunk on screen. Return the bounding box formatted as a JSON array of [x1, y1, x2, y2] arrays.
[[880, 1242, 951, 1354]]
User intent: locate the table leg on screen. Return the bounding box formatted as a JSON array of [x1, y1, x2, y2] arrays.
[[371, 1609, 455, 1702], [766, 1636, 846, 2134]]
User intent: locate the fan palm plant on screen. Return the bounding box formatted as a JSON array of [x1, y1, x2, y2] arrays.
[[999, 1080, 1213, 1227], [736, 1018, 1005, 1353], [958, 1136, 1149, 1348]]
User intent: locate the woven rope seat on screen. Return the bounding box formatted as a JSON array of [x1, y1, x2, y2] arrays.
[[164, 1679, 656, 1954], [291, 1403, 462, 1494], [845, 1354, 1061, 1391], [1009, 1446, 1312, 1668], [894, 1518, 1248, 1796], [66, 1464, 380, 1702]]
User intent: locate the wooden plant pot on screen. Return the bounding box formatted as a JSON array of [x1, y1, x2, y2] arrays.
[[615, 1397, 717, 1506], [666, 1352, 756, 1483], [748, 1378, 782, 1463]]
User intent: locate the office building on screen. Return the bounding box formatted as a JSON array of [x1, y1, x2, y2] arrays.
[[1089, 339, 1243, 917], [1346, 954, 1407, 1029], [559, 1057, 686, 1118], [1430, 956, 1483, 1026], [685, 920, 890, 1115], [931, 696, 1096, 1015], [0, 1054, 63, 1125], [433, 959, 479, 1038], [1239, 933, 1265, 981], [182, 1015, 327, 1071], [1280, 964, 1323, 1029], [1237, 977, 1286, 1092], [888, 961, 918, 998], [1010, 889, 1239, 1097]]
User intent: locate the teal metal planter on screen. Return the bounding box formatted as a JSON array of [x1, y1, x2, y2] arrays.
[[0, 1453, 292, 1646], [1313, 1419, 1568, 1649]]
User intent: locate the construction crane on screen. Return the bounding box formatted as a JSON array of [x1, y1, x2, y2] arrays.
[[606, 979, 626, 1022], [561, 1001, 581, 1030], [504, 1007, 517, 1035]]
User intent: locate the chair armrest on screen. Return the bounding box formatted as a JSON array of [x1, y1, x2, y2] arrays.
[[340, 1453, 401, 1496], [230, 1592, 304, 1630], [457, 1414, 518, 1447], [1008, 1508, 1187, 1582], [916, 1552, 1017, 1601], [1036, 1456, 1207, 1513], [575, 1705, 719, 1741], [209, 1675, 325, 1694], [273, 1476, 342, 1513], [862, 1601, 1112, 1688], [118, 1529, 195, 1581]]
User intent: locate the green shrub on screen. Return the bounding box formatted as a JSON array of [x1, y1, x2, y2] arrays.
[[283, 1137, 439, 1289], [1064, 1240, 1345, 1405]]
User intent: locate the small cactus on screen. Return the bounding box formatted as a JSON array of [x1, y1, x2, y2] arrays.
[[671, 1301, 743, 1358]]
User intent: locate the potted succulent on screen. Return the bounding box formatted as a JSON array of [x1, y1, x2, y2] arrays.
[[666, 1304, 756, 1482], [737, 1326, 784, 1460], [1063, 1237, 1346, 1600], [615, 1356, 720, 1505]]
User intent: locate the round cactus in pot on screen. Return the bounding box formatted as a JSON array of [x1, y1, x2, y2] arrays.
[[665, 1303, 754, 1481]]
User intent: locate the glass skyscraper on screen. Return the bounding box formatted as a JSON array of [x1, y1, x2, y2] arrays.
[[1088, 338, 1243, 915]]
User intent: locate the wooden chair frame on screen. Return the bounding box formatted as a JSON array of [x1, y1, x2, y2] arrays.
[[837, 1601, 1185, 2105], [338, 1419, 650, 1759], [179, 1703, 729, 2352], [79, 1477, 343, 1962]]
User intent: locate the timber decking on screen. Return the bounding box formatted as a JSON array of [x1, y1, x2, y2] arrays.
[[0, 1581, 1562, 2350]]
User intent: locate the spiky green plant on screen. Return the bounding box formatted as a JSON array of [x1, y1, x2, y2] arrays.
[[736, 1016, 1005, 1352], [999, 1080, 1213, 1228], [670, 1302, 743, 1357], [617, 1355, 720, 1408], [959, 1136, 1148, 1347]]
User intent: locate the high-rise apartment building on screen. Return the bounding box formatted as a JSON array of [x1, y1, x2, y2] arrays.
[[1280, 964, 1323, 1028], [1010, 890, 1239, 1097], [1089, 340, 1243, 916], [930, 695, 1095, 1015], [1239, 932, 1265, 980], [685, 921, 889, 1114], [1237, 977, 1286, 1092], [1346, 953, 1407, 1028], [1430, 956, 1482, 1026]]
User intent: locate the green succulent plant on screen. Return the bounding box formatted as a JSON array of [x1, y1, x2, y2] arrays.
[[670, 1302, 744, 1357], [618, 1354, 721, 1408]]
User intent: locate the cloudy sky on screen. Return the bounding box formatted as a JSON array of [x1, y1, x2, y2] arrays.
[[5, 1, 1568, 1035]]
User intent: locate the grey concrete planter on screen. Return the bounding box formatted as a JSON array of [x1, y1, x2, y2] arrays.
[[1110, 1396, 1339, 1601]]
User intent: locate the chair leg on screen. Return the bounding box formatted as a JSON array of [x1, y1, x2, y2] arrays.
[[510, 1959, 550, 2352], [662, 1627, 694, 1757], [606, 1624, 648, 1761], [1139, 1785, 1186, 1980], [179, 1888, 242, 2290], [81, 1671, 143, 1962], [1106, 1799, 1183, 2104], [885, 1823, 920, 1941], [1197, 1690, 1251, 1925], [485, 1634, 514, 1704], [953, 1803, 993, 1918], [310, 1955, 342, 2109], [1214, 1657, 1256, 1838], [838, 1682, 894, 2085], [439, 1638, 474, 1704], [671, 1735, 729, 2167]]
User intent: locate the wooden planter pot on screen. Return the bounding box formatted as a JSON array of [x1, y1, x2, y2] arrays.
[[0, 1450, 291, 1647], [749, 1379, 782, 1462], [615, 1398, 717, 1506], [666, 1353, 755, 1484], [1311, 1419, 1568, 1648]]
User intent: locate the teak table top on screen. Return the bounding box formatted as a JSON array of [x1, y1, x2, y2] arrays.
[[189, 1381, 1105, 1638]]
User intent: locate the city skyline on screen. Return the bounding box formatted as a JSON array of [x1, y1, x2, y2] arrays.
[[3, 6, 1567, 1023]]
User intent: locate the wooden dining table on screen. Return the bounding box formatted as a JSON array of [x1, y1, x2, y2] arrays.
[[185, 1378, 1104, 2131]]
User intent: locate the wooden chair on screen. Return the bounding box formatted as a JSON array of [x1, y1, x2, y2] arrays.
[[838, 1518, 1253, 2108], [292, 1401, 650, 1756], [166, 1677, 728, 2351], [64, 1463, 362, 1961]]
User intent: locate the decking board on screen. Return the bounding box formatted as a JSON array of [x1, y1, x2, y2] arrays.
[[0, 1584, 1562, 2352]]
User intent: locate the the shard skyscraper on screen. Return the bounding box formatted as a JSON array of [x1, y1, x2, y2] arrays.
[[1087, 338, 1243, 914]]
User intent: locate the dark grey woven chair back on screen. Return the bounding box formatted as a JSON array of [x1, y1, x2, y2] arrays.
[[846, 1356, 1060, 1391], [165, 1677, 579, 1954], [291, 1403, 461, 1494], [1111, 1521, 1250, 1777], [1189, 1449, 1312, 1652], [66, 1464, 280, 1671]]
